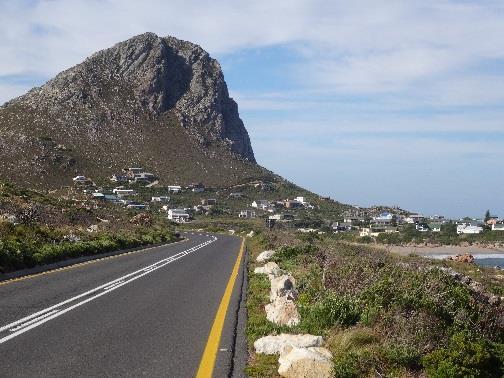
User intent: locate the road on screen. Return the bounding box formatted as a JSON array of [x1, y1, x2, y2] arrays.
[[0, 232, 247, 377]]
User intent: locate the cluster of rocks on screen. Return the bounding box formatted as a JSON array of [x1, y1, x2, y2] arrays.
[[252, 250, 333, 378], [446, 253, 475, 263], [438, 266, 502, 305]]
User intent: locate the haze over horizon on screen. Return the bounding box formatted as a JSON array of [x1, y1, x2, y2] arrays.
[[1, 0, 503, 218]]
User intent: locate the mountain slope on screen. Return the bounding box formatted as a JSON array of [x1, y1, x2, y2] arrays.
[[0, 32, 262, 188]]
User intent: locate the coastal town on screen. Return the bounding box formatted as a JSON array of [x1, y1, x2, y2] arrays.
[[71, 168, 504, 242]]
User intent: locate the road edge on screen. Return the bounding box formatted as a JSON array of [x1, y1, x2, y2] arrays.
[[0, 238, 186, 285]]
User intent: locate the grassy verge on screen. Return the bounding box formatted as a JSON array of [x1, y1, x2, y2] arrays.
[[246, 230, 504, 377], [0, 224, 176, 273]]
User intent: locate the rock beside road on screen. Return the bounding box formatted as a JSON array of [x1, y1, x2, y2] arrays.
[[254, 262, 283, 279], [265, 296, 300, 326], [254, 334, 323, 355], [256, 250, 276, 262], [278, 346, 333, 378], [270, 274, 298, 302]]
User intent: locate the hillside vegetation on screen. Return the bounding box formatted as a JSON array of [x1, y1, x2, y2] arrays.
[[246, 231, 504, 377], [0, 182, 176, 273]]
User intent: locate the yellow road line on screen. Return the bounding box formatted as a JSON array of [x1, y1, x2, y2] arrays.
[[0, 238, 188, 287], [196, 238, 245, 378]]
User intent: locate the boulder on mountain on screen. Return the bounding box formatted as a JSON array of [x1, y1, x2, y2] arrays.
[[254, 334, 323, 355], [278, 346, 333, 378], [256, 250, 275, 262], [254, 262, 283, 279], [265, 296, 300, 326], [270, 274, 297, 302]]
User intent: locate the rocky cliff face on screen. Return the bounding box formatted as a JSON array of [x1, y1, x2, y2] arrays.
[[10, 32, 255, 162], [0, 33, 260, 188]]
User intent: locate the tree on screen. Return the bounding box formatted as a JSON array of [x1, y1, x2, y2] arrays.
[[484, 210, 491, 222]]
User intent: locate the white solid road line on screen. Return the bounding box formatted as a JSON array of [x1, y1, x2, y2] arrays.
[[0, 235, 218, 345]]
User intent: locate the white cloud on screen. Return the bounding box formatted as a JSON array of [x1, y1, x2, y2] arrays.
[[1, 0, 503, 215]]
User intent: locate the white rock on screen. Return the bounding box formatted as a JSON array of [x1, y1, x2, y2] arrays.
[[256, 250, 275, 262], [87, 224, 99, 233], [254, 262, 283, 279], [228, 229, 235, 235], [265, 296, 300, 326], [270, 275, 297, 302], [278, 346, 333, 378], [254, 334, 323, 355], [247, 231, 255, 237]]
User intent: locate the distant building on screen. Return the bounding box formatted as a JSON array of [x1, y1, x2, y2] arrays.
[[168, 209, 190, 223], [132, 173, 156, 184], [238, 210, 256, 219], [416, 223, 430, 232], [201, 198, 217, 205], [167, 185, 182, 194], [112, 189, 136, 197], [125, 167, 144, 175], [269, 213, 295, 221], [252, 200, 271, 209], [151, 196, 170, 203], [295, 196, 306, 204], [110, 174, 128, 183], [229, 192, 244, 199], [428, 223, 443, 232], [126, 203, 147, 210], [72, 175, 88, 183], [284, 200, 303, 209], [375, 212, 393, 220], [332, 221, 352, 232], [457, 225, 483, 234], [405, 214, 425, 224], [492, 223, 504, 231]]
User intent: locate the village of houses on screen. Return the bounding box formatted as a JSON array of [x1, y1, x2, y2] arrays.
[[72, 168, 504, 239]]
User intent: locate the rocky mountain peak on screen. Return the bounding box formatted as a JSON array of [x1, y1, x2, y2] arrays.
[[10, 32, 255, 162]]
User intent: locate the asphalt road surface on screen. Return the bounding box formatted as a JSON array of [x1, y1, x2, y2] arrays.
[[0, 232, 246, 377]]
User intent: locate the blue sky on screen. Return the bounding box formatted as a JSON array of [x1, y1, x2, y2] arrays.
[[1, 0, 503, 218]]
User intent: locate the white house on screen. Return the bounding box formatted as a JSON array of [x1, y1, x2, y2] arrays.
[[457, 224, 483, 234], [295, 196, 306, 204], [151, 196, 170, 203], [269, 213, 295, 221], [428, 223, 442, 232], [375, 212, 393, 220], [359, 227, 384, 237], [405, 214, 425, 224], [168, 209, 190, 223], [416, 224, 430, 232], [251, 200, 271, 209], [492, 224, 504, 231], [238, 210, 256, 219], [72, 175, 88, 183], [113, 189, 136, 197], [167, 185, 182, 194]]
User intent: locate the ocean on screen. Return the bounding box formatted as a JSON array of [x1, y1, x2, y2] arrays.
[[425, 253, 504, 269]]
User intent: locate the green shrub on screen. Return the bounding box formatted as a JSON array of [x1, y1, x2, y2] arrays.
[[422, 332, 503, 377], [383, 345, 421, 370], [300, 293, 361, 334], [274, 244, 317, 261]]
